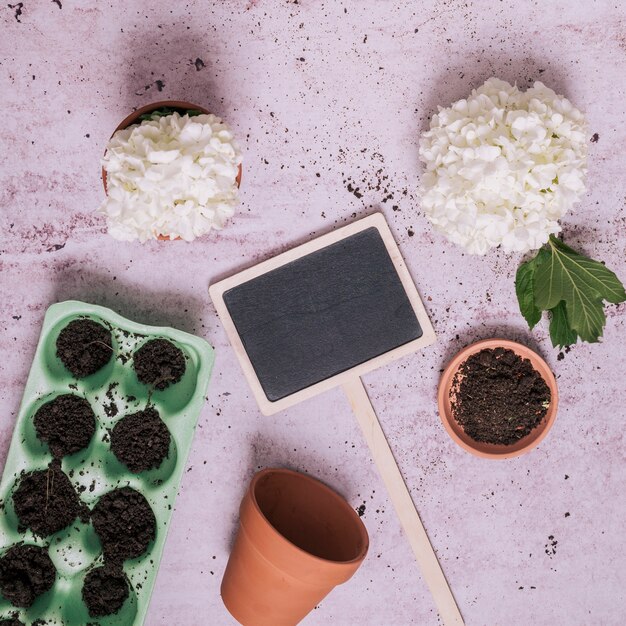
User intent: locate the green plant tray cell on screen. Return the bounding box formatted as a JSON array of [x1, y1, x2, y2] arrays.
[[0, 301, 215, 625]]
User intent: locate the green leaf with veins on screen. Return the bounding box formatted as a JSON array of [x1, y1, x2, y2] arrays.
[[548, 236, 626, 304], [548, 301, 579, 348], [533, 235, 625, 342], [516, 235, 625, 347]]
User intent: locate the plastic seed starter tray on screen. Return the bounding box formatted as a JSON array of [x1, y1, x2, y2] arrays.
[[0, 301, 214, 625]]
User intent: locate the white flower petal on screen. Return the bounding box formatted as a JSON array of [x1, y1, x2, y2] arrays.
[[100, 112, 242, 242], [418, 78, 587, 255]]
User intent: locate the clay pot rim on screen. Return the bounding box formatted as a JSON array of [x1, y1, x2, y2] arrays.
[[437, 338, 559, 460], [247, 468, 369, 567], [101, 100, 242, 241]]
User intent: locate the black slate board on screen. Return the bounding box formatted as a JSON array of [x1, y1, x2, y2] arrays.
[[223, 227, 423, 402]]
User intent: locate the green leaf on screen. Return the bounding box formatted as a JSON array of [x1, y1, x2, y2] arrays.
[[138, 107, 203, 122], [515, 247, 552, 329], [532, 235, 625, 343], [516, 259, 542, 329], [549, 236, 626, 304], [548, 301, 579, 348]]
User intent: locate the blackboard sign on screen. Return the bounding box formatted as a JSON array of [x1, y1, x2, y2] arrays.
[[210, 213, 435, 414], [223, 227, 423, 401]]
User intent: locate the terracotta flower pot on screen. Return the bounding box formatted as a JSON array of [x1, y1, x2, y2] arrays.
[[438, 338, 559, 459], [221, 468, 369, 626], [101, 100, 242, 241]]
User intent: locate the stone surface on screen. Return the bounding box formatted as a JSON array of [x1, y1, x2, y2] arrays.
[[1, 1, 625, 625]]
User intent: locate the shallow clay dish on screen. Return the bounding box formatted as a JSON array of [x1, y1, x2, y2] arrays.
[[437, 338, 558, 459], [102, 100, 242, 241]]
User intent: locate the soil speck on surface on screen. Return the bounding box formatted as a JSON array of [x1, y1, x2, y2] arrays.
[[56, 318, 113, 378], [110, 407, 170, 473], [33, 394, 96, 458], [0, 544, 56, 608], [82, 564, 129, 618], [13, 461, 86, 536], [8, 3, 23, 23], [133, 338, 186, 390], [545, 535, 558, 557]]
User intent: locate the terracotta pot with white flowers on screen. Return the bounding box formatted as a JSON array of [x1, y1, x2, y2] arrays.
[[100, 100, 242, 242], [419, 78, 625, 348]]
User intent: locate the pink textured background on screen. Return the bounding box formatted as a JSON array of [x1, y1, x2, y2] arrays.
[[1, 1, 625, 624]]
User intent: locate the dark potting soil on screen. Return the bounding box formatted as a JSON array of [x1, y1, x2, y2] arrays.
[[451, 347, 551, 445], [110, 407, 170, 474], [56, 318, 113, 378], [0, 544, 56, 608], [133, 339, 186, 390], [82, 564, 129, 618], [12, 461, 87, 537], [33, 394, 96, 458], [91, 487, 156, 563]]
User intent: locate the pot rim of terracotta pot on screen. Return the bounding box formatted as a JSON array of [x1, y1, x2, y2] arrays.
[[101, 99, 242, 241], [243, 468, 369, 573], [437, 338, 559, 460]]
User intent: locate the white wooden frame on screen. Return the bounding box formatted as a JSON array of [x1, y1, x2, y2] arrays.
[[209, 212, 436, 416]]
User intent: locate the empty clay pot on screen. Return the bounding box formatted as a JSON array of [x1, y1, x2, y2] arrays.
[[101, 100, 242, 241], [221, 468, 369, 626]]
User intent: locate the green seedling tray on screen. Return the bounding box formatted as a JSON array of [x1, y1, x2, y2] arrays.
[[0, 301, 215, 625]]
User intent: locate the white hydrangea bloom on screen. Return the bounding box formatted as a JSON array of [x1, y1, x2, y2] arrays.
[[100, 112, 242, 242], [418, 78, 588, 255]]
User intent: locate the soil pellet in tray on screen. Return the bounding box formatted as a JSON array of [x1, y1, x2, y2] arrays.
[[91, 487, 156, 563], [56, 318, 113, 378], [12, 461, 86, 536], [133, 338, 186, 390], [110, 407, 170, 473], [33, 394, 96, 458], [451, 347, 551, 445], [0, 544, 56, 608], [82, 564, 130, 618]]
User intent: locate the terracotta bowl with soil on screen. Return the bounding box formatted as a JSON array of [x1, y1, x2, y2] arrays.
[[438, 339, 559, 459], [102, 99, 242, 241]]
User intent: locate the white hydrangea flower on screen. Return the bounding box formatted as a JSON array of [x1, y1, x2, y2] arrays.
[[100, 112, 242, 242], [418, 78, 588, 255]]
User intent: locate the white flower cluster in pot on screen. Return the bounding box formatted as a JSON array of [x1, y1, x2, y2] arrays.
[[418, 78, 588, 255], [100, 112, 242, 242]]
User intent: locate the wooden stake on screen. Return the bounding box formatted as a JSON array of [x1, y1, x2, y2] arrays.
[[343, 376, 464, 626]]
